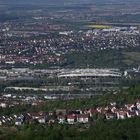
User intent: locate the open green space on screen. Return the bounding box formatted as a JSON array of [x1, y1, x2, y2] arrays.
[[63, 49, 140, 69]]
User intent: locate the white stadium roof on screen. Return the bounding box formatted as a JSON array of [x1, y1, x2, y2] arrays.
[[57, 69, 122, 78]]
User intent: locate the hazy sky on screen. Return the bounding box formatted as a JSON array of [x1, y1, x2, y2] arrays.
[[0, 0, 138, 5]]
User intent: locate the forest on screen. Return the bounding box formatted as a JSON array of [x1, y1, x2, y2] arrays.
[[1, 117, 140, 140]]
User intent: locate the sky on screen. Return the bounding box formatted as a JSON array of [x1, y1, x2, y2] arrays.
[[0, 0, 138, 5]]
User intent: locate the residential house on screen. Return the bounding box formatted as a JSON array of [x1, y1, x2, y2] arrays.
[[76, 114, 89, 123], [15, 118, 23, 126], [117, 111, 127, 119], [0, 102, 7, 108], [48, 119, 55, 124], [105, 112, 117, 120], [97, 107, 108, 114], [136, 110, 140, 116], [127, 111, 136, 118], [38, 116, 46, 124], [57, 115, 66, 124], [110, 106, 117, 113], [125, 104, 135, 111], [88, 108, 97, 117], [67, 115, 76, 124], [136, 103, 140, 110], [0, 120, 2, 125], [27, 112, 46, 124]]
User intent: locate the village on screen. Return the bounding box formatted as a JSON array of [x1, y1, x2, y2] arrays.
[[1, 96, 140, 127]]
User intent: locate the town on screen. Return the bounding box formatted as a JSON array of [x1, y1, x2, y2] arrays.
[[0, 0, 140, 139], [0, 24, 140, 68]]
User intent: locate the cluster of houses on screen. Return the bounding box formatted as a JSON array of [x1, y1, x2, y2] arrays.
[[0, 100, 20, 108], [1, 98, 140, 126], [14, 110, 89, 126], [1, 18, 140, 69], [0, 98, 44, 109]]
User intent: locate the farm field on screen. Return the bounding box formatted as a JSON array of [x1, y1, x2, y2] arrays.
[[85, 25, 112, 29]]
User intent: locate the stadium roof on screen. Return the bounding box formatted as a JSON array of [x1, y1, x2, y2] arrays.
[[57, 69, 122, 78]]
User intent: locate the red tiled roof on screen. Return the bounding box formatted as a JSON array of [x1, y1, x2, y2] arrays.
[[67, 115, 75, 119], [77, 114, 89, 119], [126, 104, 134, 108], [118, 111, 127, 116], [90, 109, 97, 113]]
